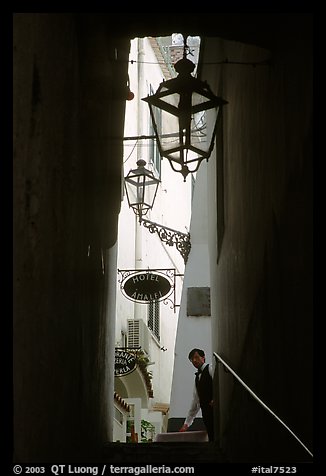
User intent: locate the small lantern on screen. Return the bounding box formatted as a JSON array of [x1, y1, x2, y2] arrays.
[[142, 39, 227, 181], [124, 159, 160, 223]]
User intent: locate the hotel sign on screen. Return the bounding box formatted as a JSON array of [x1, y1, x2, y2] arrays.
[[122, 271, 172, 303], [115, 350, 136, 377]]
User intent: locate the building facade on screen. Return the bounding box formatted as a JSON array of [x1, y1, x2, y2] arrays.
[[113, 37, 193, 443]]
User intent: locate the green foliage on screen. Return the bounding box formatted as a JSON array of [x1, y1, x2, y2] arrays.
[[141, 419, 155, 443]]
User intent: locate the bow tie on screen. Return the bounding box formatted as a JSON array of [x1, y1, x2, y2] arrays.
[[195, 369, 202, 376]]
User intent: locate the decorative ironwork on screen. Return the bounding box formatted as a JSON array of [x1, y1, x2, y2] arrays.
[[141, 219, 191, 264]]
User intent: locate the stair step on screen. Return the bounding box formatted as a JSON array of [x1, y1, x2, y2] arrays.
[[102, 442, 228, 463]]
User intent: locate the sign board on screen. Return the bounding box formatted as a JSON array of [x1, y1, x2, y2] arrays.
[[115, 350, 136, 377], [122, 271, 172, 303]]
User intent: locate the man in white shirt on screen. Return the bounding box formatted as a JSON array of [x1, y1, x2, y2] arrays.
[[179, 348, 214, 441]]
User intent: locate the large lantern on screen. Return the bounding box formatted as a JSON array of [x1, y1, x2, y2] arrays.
[[142, 40, 227, 181]]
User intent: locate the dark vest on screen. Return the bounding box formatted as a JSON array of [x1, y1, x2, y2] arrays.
[[195, 365, 213, 407]]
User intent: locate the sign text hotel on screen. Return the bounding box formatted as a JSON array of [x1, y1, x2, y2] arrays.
[[122, 271, 172, 303]]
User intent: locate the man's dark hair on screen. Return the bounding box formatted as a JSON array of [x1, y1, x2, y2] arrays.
[[188, 348, 205, 360]]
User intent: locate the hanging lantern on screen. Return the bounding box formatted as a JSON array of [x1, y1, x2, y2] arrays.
[[124, 159, 160, 223], [142, 37, 227, 181]]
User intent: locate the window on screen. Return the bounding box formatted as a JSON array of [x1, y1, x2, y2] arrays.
[[126, 404, 135, 443], [149, 84, 161, 178], [216, 109, 225, 260], [148, 300, 160, 341], [121, 330, 127, 347]]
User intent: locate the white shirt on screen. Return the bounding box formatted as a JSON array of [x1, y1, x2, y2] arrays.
[[184, 363, 214, 427]]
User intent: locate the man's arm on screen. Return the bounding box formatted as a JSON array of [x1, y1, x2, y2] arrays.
[[179, 383, 200, 432], [208, 363, 214, 378], [208, 363, 214, 406]]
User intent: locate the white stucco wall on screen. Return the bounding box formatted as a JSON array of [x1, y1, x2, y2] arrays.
[[169, 162, 213, 421], [115, 36, 193, 434]]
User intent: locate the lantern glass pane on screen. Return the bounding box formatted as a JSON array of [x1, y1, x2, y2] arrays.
[[202, 107, 220, 154], [158, 91, 179, 109], [150, 104, 219, 159], [125, 175, 145, 207], [191, 91, 208, 108], [191, 91, 220, 109], [143, 175, 158, 209], [151, 105, 179, 154]]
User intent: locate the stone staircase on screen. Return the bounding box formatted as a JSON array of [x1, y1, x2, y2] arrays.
[[101, 441, 228, 464]]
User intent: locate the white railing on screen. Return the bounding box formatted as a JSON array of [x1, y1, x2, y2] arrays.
[[213, 352, 313, 458]]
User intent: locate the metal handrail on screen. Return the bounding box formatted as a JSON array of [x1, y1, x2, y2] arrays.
[[213, 352, 313, 458]]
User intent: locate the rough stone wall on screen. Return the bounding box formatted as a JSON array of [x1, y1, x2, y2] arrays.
[[207, 30, 312, 462], [13, 13, 129, 461]]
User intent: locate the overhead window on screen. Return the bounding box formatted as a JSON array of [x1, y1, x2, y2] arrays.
[[149, 84, 161, 179]]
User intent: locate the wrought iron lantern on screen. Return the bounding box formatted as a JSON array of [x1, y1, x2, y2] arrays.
[[124, 159, 160, 223], [142, 36, 228, 181]]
